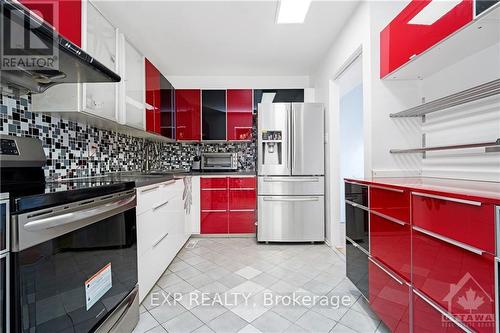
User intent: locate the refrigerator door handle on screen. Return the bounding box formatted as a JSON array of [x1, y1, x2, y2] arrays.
[[287, 104, 292, 172], [263, 197, 320, 202], [263, 177, 320, 183]]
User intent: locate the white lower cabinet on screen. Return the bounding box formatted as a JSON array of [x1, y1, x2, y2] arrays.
[[137, 179, 190, 302]]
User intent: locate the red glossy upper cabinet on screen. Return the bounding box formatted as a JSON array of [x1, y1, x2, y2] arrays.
[[19, 0, 82, 46], [145, 59, 161, 134], [227, 89, 253, 141], [176, 89, 201, 141], [380, 0, 473, 78]]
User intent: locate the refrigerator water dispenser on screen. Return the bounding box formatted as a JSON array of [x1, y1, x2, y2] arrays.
[[261, 130, 283, 166]]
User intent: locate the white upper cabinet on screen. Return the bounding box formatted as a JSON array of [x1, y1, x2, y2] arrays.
[[118, 35, 145, 130], [32, 0, 119, 124]]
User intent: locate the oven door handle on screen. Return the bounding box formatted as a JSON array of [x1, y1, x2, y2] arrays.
[[24, 195, 136, 232]]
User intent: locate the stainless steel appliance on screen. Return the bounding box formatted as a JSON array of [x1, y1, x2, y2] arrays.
[[257, 103, 325, 242], [1, 0, 120, 94], [0, 135, 139, 333], [201, 152, 238, 171]]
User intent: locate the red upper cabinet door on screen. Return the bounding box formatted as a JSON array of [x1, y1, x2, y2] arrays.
[[380, 0, 473, 78], [176, 90, 201, 141], [227, 89, 253, 141], [20, 0, 82, 46], [145, 59, 161, 134]]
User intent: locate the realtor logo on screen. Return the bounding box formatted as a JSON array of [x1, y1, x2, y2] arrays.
[[0, 0, 59, 71], [443, 272, 494, 329]]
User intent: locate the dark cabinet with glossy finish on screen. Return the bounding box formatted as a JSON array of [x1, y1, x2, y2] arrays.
[[345, 202, 369, 252], [202, 90, 226, 141], [345, 182, 368, 207], [346, 239, 369, 300], [160, 76, 175, 139]]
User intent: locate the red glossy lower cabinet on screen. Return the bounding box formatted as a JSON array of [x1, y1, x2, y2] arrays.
[[370, 213, 411, 281], [229, 189, 256, 210], [228, 211, 255, 233], [412, 228, 495, 333], [201, 212, 228, 234], [200, 177, 227, 189], [413, 290, 471, 333], [412, 193, 495, 254], [229, 177, 256, 189], [201, 189, 228, 211], [369, 258, 410, 333], [369, 186, 410, 223]]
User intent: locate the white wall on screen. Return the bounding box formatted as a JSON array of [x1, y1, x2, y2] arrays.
[[167, 75, 310, 89]]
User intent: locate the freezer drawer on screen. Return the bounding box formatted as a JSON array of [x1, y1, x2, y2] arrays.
[[257, 195, 324, 242], [258, 176, 324, 196]]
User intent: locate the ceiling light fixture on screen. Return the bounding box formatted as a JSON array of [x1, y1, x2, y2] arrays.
[[276, 0, 312, 24], [408, 0, 461, 25]]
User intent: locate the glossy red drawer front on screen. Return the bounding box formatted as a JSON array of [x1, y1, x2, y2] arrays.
[[200, 177, 227, 189], [175, 89, 201, 141], [228, 211, 255, 233], [412, 230, 495, 332], [229, 189, 256, 210], [370, 213, 411, 281], [412, 193, 494, 254], [229, 177, 256, 189], [369, 186, 410, 223], [201, 189, 228, 211], [145, 58, 161, 134], [413, 291, 471, 333], [380, 0, 473, 78], [201, 212, 228, 234], [369, 259, 410, 333]]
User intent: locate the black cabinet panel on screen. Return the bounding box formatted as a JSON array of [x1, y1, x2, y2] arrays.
[[475, 0, 499, 16], [202, 90, 226, 140], [345, 182, 368, 207], [345, 203, 369, 252], [160, 76, 175, 139], [346, 239, 369, 300], [253, 89, 304, 112]]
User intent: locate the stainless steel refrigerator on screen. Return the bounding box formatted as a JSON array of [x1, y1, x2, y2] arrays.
[[257, 103, 325, 242]]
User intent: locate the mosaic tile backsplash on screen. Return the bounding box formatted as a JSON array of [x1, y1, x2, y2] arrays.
[[0, 93, 256, 179]]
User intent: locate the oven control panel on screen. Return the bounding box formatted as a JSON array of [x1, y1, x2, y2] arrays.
[[0, 138, 19, 155]]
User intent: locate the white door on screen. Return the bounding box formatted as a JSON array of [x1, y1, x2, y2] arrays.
[[84, 1, 118, 121], [124, 38, 145, 129]]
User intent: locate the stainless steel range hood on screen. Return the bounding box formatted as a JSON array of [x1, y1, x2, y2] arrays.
[[0, 0, 120, 94]]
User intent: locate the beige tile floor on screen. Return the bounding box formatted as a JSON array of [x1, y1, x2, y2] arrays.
[[133, 238, 389, 333]]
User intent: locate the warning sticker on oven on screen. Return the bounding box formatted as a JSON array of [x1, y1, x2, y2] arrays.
[[85, 263, 112, 310]]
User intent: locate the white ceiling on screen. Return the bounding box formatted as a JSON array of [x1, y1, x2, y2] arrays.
[[94, 0, 360, 76]]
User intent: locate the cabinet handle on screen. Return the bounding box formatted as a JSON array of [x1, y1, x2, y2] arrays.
[[370, 210, 406, 226], [230, 209, 255, 212], [345, 199, 369, 212], [152, 232, 168, 248], [161, 180, 176, 186], [202, 209, 226, 212], [229, 188, 255, 191], [201, 188, 227, 191], [153, 200, 169, 211], [370, 185, 404, 193], [141, 186, 159, 193], [345, 180, 366, 186], [412, 192, 481, 207], [346, 237, 369, 256], [368, 257, 404, 285], [413, 289, 473, 333], [413, 226, 483, 256]]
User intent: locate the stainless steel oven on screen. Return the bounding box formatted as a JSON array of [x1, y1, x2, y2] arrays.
[[201, 153, 238, 170], [10, 189, 138, 333]]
